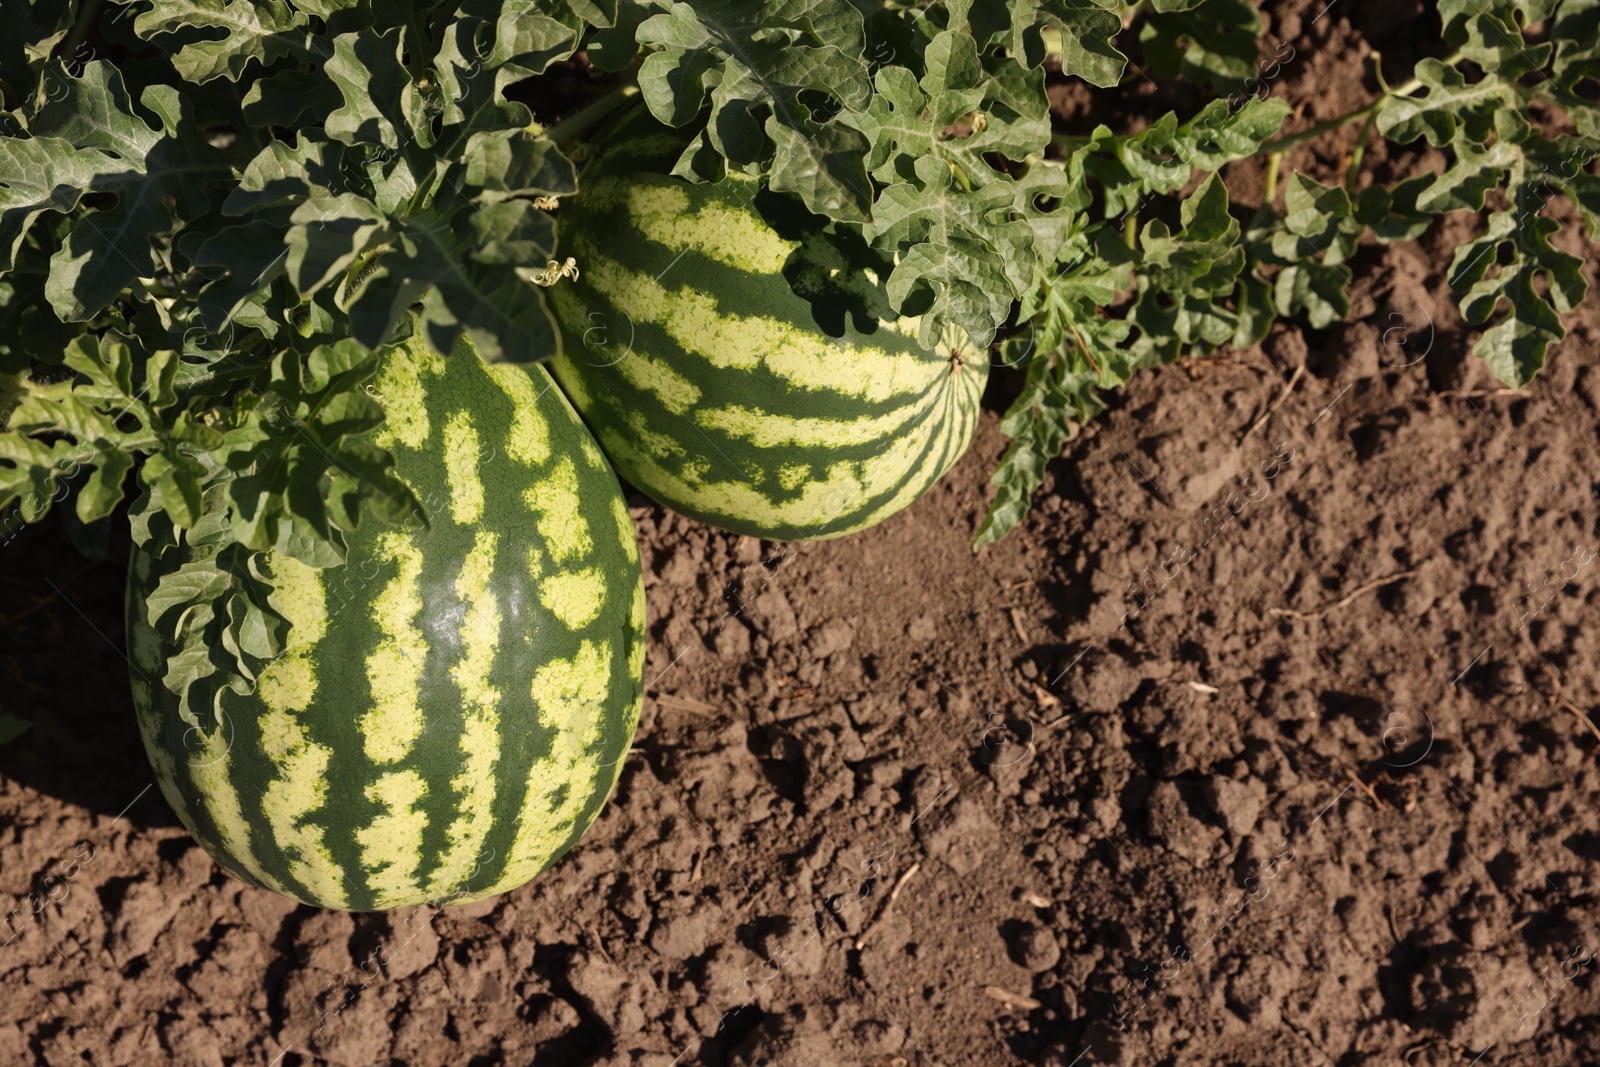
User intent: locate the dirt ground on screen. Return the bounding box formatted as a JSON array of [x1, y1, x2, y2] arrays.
[[4, 1, 1600, 1064]]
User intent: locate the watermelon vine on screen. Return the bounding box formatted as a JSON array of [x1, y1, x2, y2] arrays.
[[0, 1, 1596, 907]]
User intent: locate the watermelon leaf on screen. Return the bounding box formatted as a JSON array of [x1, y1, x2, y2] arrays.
[[1138, 0, 1263, 93], [0, 714, 29, 745], [1370, 21, 1599, 386], [130, 0, 317, 84], [1007, 0, 1126, 86], [635, 0, 875, 220], [3, 0, 1598, 587], [134, 476, 290, 733]]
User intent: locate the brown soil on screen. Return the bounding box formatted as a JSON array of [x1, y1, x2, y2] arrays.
[[4, 2, 1600, 1065]]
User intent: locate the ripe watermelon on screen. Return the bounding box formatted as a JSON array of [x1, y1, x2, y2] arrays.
[[125, 335, 645, 912], [546, 118, 989, 542]]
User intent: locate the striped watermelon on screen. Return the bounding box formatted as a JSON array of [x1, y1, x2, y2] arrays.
[[546, 115, 989, 542], [125, 334, 645, 912]]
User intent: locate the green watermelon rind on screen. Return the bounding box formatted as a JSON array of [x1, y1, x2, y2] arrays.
[[548, 117, 990, 543], [126, 333, 646, 912]]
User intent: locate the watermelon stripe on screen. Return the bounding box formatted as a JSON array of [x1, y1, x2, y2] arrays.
[[255, 558, 350, 908], [128, 332, 645, 912], [402, 404, 479, 905], [422, 528, 501, 899], [356, 769, 429, 906], [487, 362, 555, 466], [442, 412, 486, 526], [187, 715, 287, 894], [560, 232, 948, 405], [576, 175, 798, 275], [360, 532, 428, 765], [548, 121, 989, 543], [491, 639, 612, 896]]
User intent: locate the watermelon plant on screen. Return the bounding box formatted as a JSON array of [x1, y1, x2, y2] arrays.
[[0, 0, 1596, 909]]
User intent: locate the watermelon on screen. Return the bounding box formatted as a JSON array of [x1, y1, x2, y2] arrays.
[[125, 335, 645, 912], [546, 116, 989, 542]]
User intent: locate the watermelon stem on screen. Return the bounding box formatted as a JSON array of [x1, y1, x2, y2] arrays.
[[1067, 320, 1101, 379], [546, 84, 642, 146]]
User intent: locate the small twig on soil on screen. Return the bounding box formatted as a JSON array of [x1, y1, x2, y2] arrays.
[[1268, 568, 1419, 622], [1384, 902, 1420, 963], [1536, 659, 1565, 693], [1008, 607, 1030, 644], [1400, 1039, 1433, 1064], [649, 692, 718, 716], [1186, 681, 1220, 695], [1182, 352, 1250, 378], [588, 926, 615, 965], [1395, 389, 1524, 409], [1560, 698, 1600, 745], [1452, 388, 1524, 400], [1240, 364, 1305, 443], [1029, 682, 1061, 710], [1348, 770, 1389, 812], [854, 862, 923, 951], [886, 863, 920, 907], [1528, 663, 1600, 749], [983, 986, 1042, 1011]]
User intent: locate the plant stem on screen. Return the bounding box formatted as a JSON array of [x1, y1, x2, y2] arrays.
[[402, 77, 636, 217], [1369, 50, 1392, 96], [949, 158, 974, 193], [406, 10, 433, 81], [406, 166, 440, 218], [1051, 60, 1425, 157], [545, 83, 641, 145], [1345, 109, 1380, 192], [1264, 152, 1282, 202], [61, 0, 105, 62], [1258, 76, 1422, 155], [1066, 319, 1101, 377]]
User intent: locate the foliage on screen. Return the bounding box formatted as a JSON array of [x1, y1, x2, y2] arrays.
[[0, 711, 28, 745], [975, 0, 1598, 544], [0, 0, 1596, 714]]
